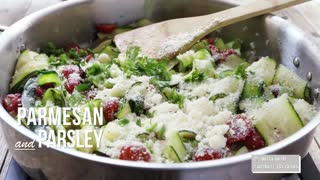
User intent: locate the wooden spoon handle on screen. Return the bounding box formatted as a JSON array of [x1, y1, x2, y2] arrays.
[[206, 0, 305, 31], [187, 0, 305, 54], [114, 0, 305, 59]]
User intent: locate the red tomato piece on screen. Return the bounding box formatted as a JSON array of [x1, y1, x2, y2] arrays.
[[2, 93, 22, 115], [96, 24, 117, 33], [193, 148, 229, 161], [244, 128, 266, 150], [85, 54, 93, 62], [86, 89, 97, 99], [41, 83, 55, 89], [119, 145, 151, 162], [103, 100, 119, 122], [62, 65, 80, 79], [35, 87, 44, 98], [206, 37, 215, 44], [64, 79, 81, 94], [209, 44, 221, 55], [221, 49, 238, 60], [65, 44, 81, 52], [226, 115, 252, 145]]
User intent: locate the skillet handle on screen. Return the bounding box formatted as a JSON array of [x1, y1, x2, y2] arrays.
[[0, 25, 8, 32]]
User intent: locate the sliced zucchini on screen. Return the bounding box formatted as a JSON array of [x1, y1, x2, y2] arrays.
[[178, 130, 196, 142], [10, 71, 39, 93], [101, 46, 120, 59], [165, 132, 187, 162], [104, 80, 115, 89], [291, 99, 316, 125], [162, 87, 185, 108], [113, 27, 133, 34], [42, 88, 65, 107], [90, 99, 101, 107], [263, 86, 275, 100], [109, 64, 123, 78], [166, 60, 179, 71], [130, 81, 143, 88], [264, 84, 294, 99], [213, 76, 244, 94], [125, 81, 146, 98], [78, 102, 93, 128], [225, 39, 241, 54], [137, 19, 154, 26], [93, 150, 109, 157], [89, 99, 102, 121], [97, 27, 133, 40], [241, 80, 264, 99], [226, 96, 240, 113], [276, 86, 294, 97], [304, 85, 313, 103], [116, 102, 131, 119], [110, 84, 126, 97], [209, 93, 227, 102], [165, 146, 181, 162], [136, 133, 150, 141], [54, 124, 68, 141], [130, 18, 154, 27], [218, 69, 234, 78], [273, 64, 308, 99], [97, 53, 112, 64], [193, 59, 216, 78], [235, 146, 249, 155], [224, 55, 247, 69], [212, 77, 244, 113], [21, 78, 37, 109], [239, 97, 266, 112], [177, 50, 195, 71], [37, 71, 61, 86], [100, 122, 121, 142], [214, 38, 226, 50], [254, 94, 304, 145], [214, 94, 240, 114], [246, 57, 276, 85], [15, 50, 39, 70], [75, 125, 97, 153], [191, 40, 209, 51], [68, 92, 85, 107], [93, 39, 112, 53], [11, 53, 49, 90], [217, 62, 249, 79], [234, 63, 249, 79], [195, 49, 212, 60]]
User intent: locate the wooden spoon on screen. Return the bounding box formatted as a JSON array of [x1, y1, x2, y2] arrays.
[[114, 0, 304, 59]]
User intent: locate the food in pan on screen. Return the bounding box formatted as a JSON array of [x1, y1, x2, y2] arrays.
[[2, 19, 316, 163]]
